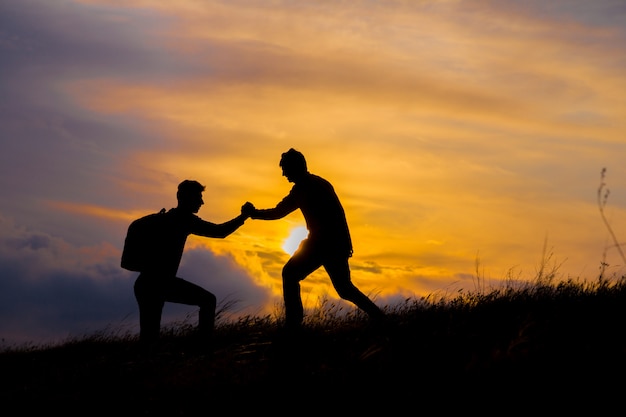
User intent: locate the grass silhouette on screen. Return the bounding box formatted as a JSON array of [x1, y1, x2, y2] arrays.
[[2, 275, 626, 414]]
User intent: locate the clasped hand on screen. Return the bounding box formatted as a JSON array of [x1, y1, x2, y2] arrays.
[[241, 201, 256, 218]]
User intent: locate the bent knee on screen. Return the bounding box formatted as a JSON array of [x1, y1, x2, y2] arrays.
[[282, 265, 305, 284], [282, 263, 295, 279], [201, 292, 217, 308]]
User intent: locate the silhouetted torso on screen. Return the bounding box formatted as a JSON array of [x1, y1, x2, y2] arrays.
[[269, 172, 353, 256], [144, 208, 244, 277]]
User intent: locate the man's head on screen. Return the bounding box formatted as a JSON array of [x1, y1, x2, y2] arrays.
[[280, 148, 307, 182], [177, 179, 205, 213]]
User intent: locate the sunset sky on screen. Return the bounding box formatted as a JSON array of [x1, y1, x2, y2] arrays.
[[1, 0, 626, 347]]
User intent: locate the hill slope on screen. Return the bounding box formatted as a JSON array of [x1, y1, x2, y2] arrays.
[[2, 279, 626, 414]]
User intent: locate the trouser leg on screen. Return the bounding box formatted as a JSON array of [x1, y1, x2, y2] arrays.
[[326, 258, 385, 320], [138, 300, 163, 344], [198, 304, 216, 339], [166, 277, 216, 339], [282, 246, 321, 329], [134, 275, 165, 345], [282, 274, 304, 328]]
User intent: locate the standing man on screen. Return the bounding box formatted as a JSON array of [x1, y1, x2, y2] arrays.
[[128, 179, 253, 347], [248, 148, 385, 330]]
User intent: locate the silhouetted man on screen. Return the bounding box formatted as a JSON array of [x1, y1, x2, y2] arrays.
[[131, 179, 253, 347], [249, 148, 385, 330]]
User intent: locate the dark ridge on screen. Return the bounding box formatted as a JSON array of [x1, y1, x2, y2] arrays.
[[2, 277, 626, 414]]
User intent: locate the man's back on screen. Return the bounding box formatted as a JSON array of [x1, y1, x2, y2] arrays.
[[292, 173, 352, 255], [125, 208, 193, 277]]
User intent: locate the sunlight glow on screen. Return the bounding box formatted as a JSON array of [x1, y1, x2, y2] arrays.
[[282, 226, 309, 255]]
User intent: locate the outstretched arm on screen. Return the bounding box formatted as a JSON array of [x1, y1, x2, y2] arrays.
[[249, 196, 298, 220], [194, 202, 254, 238]]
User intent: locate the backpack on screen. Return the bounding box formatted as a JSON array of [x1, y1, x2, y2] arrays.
[[121, 208, 168, 272]]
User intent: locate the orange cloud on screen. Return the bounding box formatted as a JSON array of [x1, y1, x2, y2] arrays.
[[60, 0, 626, 308]]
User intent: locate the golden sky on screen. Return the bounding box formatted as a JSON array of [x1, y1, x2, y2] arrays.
[[1, 0, 625, 344]]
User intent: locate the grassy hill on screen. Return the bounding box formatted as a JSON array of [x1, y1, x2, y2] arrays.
[[2, 277, 626, 414]]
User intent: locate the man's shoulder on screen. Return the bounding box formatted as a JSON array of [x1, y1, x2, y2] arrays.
[[302, 172, 332, 185], [149, 209, 202, 234], [169, 209, 203, 225], [303, 173, 335, 193]]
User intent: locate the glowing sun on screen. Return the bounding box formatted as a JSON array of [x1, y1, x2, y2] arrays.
[[282, 226, 309, 255]]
